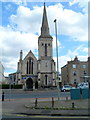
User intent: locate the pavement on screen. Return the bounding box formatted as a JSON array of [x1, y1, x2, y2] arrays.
[[2, 97, 90, 117]]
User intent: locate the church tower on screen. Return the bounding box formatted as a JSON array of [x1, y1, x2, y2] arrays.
[[38, 3, 56, 87]]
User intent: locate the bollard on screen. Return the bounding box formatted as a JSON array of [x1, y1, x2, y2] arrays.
[[52, 97, 54, 108], [72, 102, 74, 109], [35, 98, 38, 108], [66, 97, 68, 101], [2, 92, 4, 101]]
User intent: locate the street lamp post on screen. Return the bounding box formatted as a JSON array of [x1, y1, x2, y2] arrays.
[[9, 79, 11, 101], [54, 19, 60, 100]]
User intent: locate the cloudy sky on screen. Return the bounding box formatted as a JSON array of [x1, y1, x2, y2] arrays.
[[0, 0, 89, 77]]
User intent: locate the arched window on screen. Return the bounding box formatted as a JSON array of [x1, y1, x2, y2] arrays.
[[45, 75, 48, 85], [45, 44, 47, 56], [29, 58, 31, 74], [26, 57, 33, 74], [27, 61, 28, 74], [31, 60, 33, 74]]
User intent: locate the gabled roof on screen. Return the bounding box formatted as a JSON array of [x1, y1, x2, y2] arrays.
[[24, 50, 37, 61]]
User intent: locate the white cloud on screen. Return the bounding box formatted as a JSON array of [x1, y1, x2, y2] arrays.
[[69, 0, 89, 13], [10, 5, 43, 33], [54, 45, 88, 73], [48, 4, 88, 42], [9, 0, 27, 6], [4, 72, 10, 77], [53, 36, 61, 49], [9, 3, 88, 42], [67, 45, 88, 56], [82, 47, 88, 53], [0, 25, 38, 74]]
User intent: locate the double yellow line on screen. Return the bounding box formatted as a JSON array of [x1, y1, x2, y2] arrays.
[[2, 113, 90, 119]]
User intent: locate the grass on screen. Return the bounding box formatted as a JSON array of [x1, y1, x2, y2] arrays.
[[24, 99, 90, 110], [25, 105, 87, 110]]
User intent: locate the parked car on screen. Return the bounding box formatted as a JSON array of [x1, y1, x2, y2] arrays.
[[77, 82, 89, 89], [61, 85, 72, 92]]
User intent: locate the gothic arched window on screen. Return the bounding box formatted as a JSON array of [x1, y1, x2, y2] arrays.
[[45, 44, 47, 56], [27, 61, 29, 74], [26, 57, 33, 74], [45, 75, 48, 85]]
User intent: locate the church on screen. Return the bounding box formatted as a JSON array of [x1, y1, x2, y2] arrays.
[[9, 3, 56, 90]]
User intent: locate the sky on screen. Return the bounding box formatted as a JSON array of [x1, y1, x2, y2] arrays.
[[0, 0, 89, 77]]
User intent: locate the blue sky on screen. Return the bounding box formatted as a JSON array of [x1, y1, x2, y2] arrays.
[[0, 0, 88, 76]]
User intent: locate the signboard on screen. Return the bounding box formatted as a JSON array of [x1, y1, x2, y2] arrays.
[[22, 75, 38, 79]]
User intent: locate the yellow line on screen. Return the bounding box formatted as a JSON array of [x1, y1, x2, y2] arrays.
[[30, 116, 90, 119], [3, 113, 28, 117], [16, 114, 28, 117], [3, 113, 90, 118]]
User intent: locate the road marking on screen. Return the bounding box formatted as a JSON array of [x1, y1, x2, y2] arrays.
[[3, 113, 90, 119], [28, 116, 90, 119], [3, 113, 28, 117]]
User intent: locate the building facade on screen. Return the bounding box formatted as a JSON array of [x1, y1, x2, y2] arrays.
[[0, 62, 4, 84], [9, 3, 56, 89], [61, 56, 90, 85]]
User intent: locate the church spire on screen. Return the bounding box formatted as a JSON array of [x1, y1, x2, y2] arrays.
[[40, 2, 50, 37]]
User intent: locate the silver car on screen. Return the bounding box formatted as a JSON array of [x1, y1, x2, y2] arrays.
[[61, 85, 72, 92]]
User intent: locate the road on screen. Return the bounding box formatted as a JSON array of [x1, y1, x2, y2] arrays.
[[2, 114, 90, 120], [3, 90, 70, 100]]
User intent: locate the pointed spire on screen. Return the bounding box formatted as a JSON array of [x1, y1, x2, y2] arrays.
[[40, 2, 51, 37]]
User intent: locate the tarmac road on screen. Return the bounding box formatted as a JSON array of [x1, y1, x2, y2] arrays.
[[3, 89, 70, 100]]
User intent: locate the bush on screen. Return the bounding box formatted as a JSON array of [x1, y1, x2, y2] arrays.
[[2, 84, 9, 89], [14, 84, 22, 89], [1, 84, 23, 89]]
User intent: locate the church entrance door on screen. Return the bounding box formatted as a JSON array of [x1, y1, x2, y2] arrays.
[[26, 78, 33, 90]]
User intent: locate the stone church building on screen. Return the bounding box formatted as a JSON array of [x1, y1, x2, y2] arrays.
[[9, 3, 56, 90]]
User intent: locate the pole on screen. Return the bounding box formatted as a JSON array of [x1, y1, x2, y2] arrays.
[[54, 19, 60, 100], [9, 79, 11, 101]]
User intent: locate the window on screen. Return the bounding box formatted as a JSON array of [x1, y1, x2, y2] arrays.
[[73, 71, 76, 76], [45, 75, 48, 85], [45, 44, 47, 56], [27, 61, 29, 74], [48, 43, 50, 46], [72, 64, 76, 68], [82, 65, 86, 69], [26, 57, 33, 74], [83, 71, 87, 75], [45, 62, 47, 67], [74, 79, 77, 84]]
